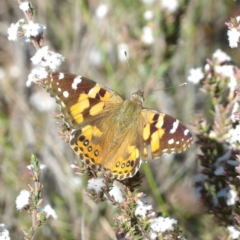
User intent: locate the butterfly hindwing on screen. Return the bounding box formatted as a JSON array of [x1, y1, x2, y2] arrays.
[[69, 115, 142, 179], [141, 109, 193, 159]]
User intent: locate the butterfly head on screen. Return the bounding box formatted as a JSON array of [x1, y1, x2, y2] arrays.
[[130, 90, 144, 105]]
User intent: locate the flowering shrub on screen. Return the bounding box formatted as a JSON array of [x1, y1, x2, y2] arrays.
[[3, 1, 240, 240]]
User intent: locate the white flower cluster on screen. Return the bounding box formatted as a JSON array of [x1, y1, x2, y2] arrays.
[[187, 68, 204, 84], [141, 26, 154, 45], [214, 187, 238, 206], [228, 124, 240, 144], [19, 2, 30, 12], [0, 223, 10, 240], [27, 46, 64, 87], [187, 49, 237, 90], [87, 178, 106, 194], [227, 226, 240, 239], [7, 19, 45, 42], [7, 13, 64, 87], [87, 178, 124, 203], [161, 0, 179, 13], [227, 16, 240, 48], [43, 204, 58, 219], [109, 181, 124, 203], [149, 217, 177, 239], [135, 199, 153, 218], [134, 196, 178, 239], [16, 189, 31, 210]]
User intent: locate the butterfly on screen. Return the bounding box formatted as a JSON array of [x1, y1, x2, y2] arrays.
[[44, 73, 193, 180]]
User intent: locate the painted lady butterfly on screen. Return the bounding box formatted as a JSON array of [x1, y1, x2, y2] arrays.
[[44, 73, 193, 179]]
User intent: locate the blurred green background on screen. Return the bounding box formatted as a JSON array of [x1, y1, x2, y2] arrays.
[[0, 0, 239, 239]]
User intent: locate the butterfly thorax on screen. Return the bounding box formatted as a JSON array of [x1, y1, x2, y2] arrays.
[[114, 91, 144, 129]]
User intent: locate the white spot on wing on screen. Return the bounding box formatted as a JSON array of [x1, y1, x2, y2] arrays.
[[176, 141, 180, 144], [72, 76, 82, 90], [184, 129, 189, 136], [59, 73, 64, 80], [170, 120, 179, 134], [58, 88, 61, 92], [168, 139, 174, 144], [63, 91, 69, 98]]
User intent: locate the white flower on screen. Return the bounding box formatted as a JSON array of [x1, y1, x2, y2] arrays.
[[41, 52, 64, 71], [227, 189, 238, 205], [87, 178, 106, 194], [89, 48, 103, 67], [7, 23, 19, 41], [30, 91, 56, 112], [204, 63, 210, 71], [161, 0, 179, 13], [140, 0, 156, 5], [217, 187, 237, 206], [141, 26, 154, 45], [194, 174, 208, 183], [135, 200, 152, 217], [27, 164, 47, 170], [227, 226, 240, 239], [0, 223, 10, 240], [227, 160, 240, 166], [214, 65, 236, 89], [22, 21, 46, 38], [109, 181, 124, 203], [212, 49, 231, 62], [150, 231, 157, 240], [143, 10, 153, 21], [16, 190, 31, 210], [117, 43, 129, 62], [19, 2, 30, 11], [187, 68, 204, 84], [214, 166, 225, 175], [231, 102, 239, 123], [26, 67, 48, 87], [95, 3, 109, 19], [228, 125, 240, 144], [214, 150, 231, 166], [150, 216, 177, 233], [31, 46, 64, 71], [31, 46, 49, 65], [43, 204, 58, 219], [227, 28, 240, 48], [7, 19, 24, 41]]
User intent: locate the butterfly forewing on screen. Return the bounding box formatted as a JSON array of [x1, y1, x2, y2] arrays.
[[141, 109, 193, 159], [44, 73, 123, 128]]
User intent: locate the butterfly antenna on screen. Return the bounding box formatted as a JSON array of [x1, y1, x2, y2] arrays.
[[150, 82, 187, 93], [124, 51, 143, 91]]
